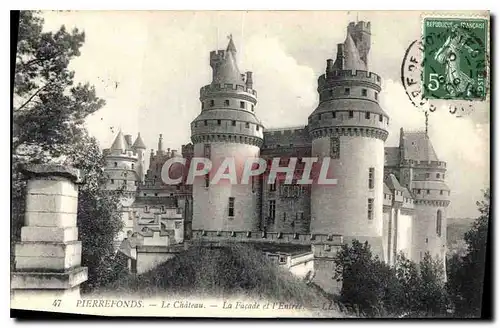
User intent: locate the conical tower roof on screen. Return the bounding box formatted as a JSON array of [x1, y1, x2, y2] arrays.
[[132, 133, 147, 149], [213, 37, 243, 84], [343, 33, 367, 71], [110, 131, 127, 152]]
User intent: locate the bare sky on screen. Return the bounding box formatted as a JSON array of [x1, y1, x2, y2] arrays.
[[41, 10, 490, 218]]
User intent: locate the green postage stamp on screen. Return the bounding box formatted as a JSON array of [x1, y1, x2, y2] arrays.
[[422, 16, 488, 100]]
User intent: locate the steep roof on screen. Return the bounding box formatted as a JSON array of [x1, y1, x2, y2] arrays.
[[213, 38, 243, 84], [132, 133, 147, 149], [385, 174, 406, 192], [342, 33, 367, 71], [110, 131, 127, 152], [402, 131, 439, 162], [384, 147, 400, 166]]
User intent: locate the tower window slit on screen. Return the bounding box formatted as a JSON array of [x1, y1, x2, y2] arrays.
[[210, 100, 214, 107], [228, 197, 235, 217], [367, 198, 374, 220], [349, 111, 353, 118], [240, 101, 245, 109], [368, 168, 374, 189]]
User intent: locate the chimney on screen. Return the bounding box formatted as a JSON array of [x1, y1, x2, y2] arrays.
[[336, 44, 345, 69], [246, 71, 253, 89], [158, 134, 164, 155], [326, 59, 333, 74], [124, 134, 133, 148]]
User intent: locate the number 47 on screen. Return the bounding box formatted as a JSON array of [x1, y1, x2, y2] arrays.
[[428, 73, 441, 91]]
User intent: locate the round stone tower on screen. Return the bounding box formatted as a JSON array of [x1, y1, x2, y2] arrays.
[[190, 36, 264, 232], [308, 21, 389, 240], [398, 129, 451, 265]]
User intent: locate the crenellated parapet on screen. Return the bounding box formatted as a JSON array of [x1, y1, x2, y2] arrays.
[[200, 83, 257, 103], [308, 126, 389, 142], [191, 230, 343, 246], [190, 134, 263, 147], [319, 70, 382, 93]]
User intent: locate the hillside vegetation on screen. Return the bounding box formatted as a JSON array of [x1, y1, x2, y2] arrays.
[[104, 243, 344, 316]]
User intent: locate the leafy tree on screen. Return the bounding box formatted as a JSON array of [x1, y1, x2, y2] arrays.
[[447, 189, 490, 317], [12, 10, 123, 291]]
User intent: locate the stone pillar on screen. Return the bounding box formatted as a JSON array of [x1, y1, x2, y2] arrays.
[[11, 164, 88, 301]]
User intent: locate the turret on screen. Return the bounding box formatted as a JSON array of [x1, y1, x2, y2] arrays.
[[190, 35, 263, 233], [308, 21, 389, 261], [132, 132, 147, 183], [157, 134, 164, 155]]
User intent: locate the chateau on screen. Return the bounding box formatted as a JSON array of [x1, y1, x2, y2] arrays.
[[103, 21, 450, 284]]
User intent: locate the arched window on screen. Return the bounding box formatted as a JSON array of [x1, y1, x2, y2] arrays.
[[436, 173, 440, 179], [436, 210, 442, 237]]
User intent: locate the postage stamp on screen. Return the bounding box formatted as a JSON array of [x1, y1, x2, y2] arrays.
[[422, 16, 488, 100]]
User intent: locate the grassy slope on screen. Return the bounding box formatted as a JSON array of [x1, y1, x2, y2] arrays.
[[105, 243, 344, 316]]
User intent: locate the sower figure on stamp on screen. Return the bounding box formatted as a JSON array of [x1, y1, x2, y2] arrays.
[[434, 25, 478, 97]]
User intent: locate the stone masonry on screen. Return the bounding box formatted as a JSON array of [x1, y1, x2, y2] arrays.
[[11, 164, 88, 301]]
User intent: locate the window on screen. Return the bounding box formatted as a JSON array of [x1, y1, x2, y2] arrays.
[[204, 120, 208, 126], [278, 255, 287, 264], [425, 237, 429, 243], [283, 212, 287, 222], [232, 120, 236, 126], [251, 104, 254, 111], [344, 88, 350, 95], [349, 110, 354, 118], [154, 193, 158, 196], [240, 101, 245, 109], [123, 180, 127, 185], [210, 100, 214, 107], [362, 88, 367, 96], [161, 206, 165, 212], [436, 173, 440, 179], [245, 122, 250, 128], [427, 189, 430, 194], [329, 90, 334, 97], [365, 112, 370, 119], [110, 179, 114, 184], [368, 168, 375, 189], [417, 189, 421, 194], [134, 181, 138, 186], [440, 190, 443, 195], [114, 162, 118, 167], [330, 137, 340, 159], [269, 200, 276, 224], [202, 102, 205, 110], [131, 164, 134, 169], [145, 206, 149, 213], [228, 197, 235, 217], [436, 210, 442, 237], [256, 125, 260, 131], [375, 92, 378, 100], [379, 114, 383, 122], [217, 120, 221, 125], [224, 100, 230, 106], [332, 111, 336, 118], [367, 198, 374, 220], [426, 173, 430, 178], [143, 193, 147, 196], [270, 180, 277, 191], [205, 174, 210, 187]]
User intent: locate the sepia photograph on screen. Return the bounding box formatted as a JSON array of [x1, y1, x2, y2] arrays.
[[10, 9, 491, 319]]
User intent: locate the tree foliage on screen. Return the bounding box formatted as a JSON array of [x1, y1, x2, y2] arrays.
[[446, 189, 490, 317], [12, 10, 123, 291], [334, 240, 448, 317]]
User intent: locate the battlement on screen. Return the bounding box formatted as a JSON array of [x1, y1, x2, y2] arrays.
[[319, 70, 382, 89], [200, 83, 257, 99], [209, 50, 226, 66], [348, 21, 371, 32], [105, 149, 139, 161], [400, 159, 447, 168], [191, 230, 343, 246]]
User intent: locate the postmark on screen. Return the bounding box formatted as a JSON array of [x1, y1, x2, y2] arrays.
[[422, 17, 488, 100]]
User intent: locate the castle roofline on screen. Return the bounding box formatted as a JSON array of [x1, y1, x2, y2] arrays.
[[401, 130, 439, 162], [110, 131, 127, 152], [132, 133, 147, 149]]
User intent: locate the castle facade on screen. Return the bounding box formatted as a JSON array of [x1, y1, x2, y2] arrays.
[[104, 21, 450, 270]]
